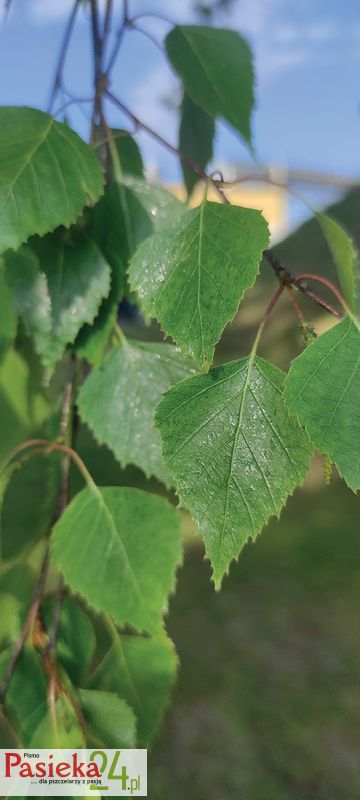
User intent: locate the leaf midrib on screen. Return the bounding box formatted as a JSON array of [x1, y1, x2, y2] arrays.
[[218, 350, 257, 556]]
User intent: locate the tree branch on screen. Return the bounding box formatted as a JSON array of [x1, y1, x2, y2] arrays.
[[43, 360, 80, 661], [291, 272, 347, 314], [103, 0, 113, 43], [106, 90, 209, 181], [128, 22, 164, 54], [263, 250, 343, 319], [89, 0, 104, 138], [105, 0, 129, 75], [48, 0, 81, 113]]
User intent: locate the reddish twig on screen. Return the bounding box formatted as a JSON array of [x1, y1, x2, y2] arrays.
[[263, 250, 343, 319], [292, 272, 347, 314], [251, 285, 285, 354], [286, 285, 305, 324], [1, 438, 94, 488]]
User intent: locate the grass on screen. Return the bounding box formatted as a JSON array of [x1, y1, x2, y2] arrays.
[[149, 477, 360, 799]]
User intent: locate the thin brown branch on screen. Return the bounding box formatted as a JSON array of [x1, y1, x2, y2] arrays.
[[299, 286, 343, 319], [129, 22, 164, 54], [259, 284, 285, 331], [53, 95, 94, 118], [43, 360, 79, 661], [263, 250, 343, 319], [106, 90, 209, 181], [292, 272, 347, 313], [103, 0, 113, 42], [105, 0, 129, 75], [252, 285, 285, 353], [90, 0, 104, 137], [286, 285, 305, 324], [129, 11, 177, 26], [90, 0, 102, 71], [89, 0, 111, 168], [48, 0, 81, 113], [2, 438, 94, 490]]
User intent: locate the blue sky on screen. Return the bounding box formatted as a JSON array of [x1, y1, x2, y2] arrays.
[[1, 0, 359, 224]]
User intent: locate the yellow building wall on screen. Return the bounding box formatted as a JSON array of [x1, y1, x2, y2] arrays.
[[165, 181, 288, 242]]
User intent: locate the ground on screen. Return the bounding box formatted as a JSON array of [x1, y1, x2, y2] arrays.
[[150, 478, 360, 799]]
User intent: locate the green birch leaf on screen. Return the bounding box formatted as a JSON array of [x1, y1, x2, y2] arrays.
[[316, 212, 360, 313], [0, 454, 59, 560], [0, 348, 50, 461], [112, 129, 144, 177], [41, 597, 96, 686], [0, 106, 103, 255], [129, 200, 269, 369], [78, 339, 196, 484], [4, 647, 48, 744], [165, 26, 254, 147], [4, 646, 83, 748], [0, 566, 36, 649], [5, 231, 111, 373], [91, 182, 152, 280], [30, 694, 84, 748], [73, 301, 116, 368], [0, 563, 36, 611], [155, 356, 312, 587], [75, 183, 152, 366], [51, 486, 182, 634], [179, 93, 215, 197], [78, 689, 136, 748], [5, 647, 83, 749], [90, 631, 177, 745], [0, 710, 21, 747], [284, 316, 360, 491], [123, 176, 185, 232], [0, 461, 19, 518], [0, 261, 17, 362], [0, 593, 21, 646]]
